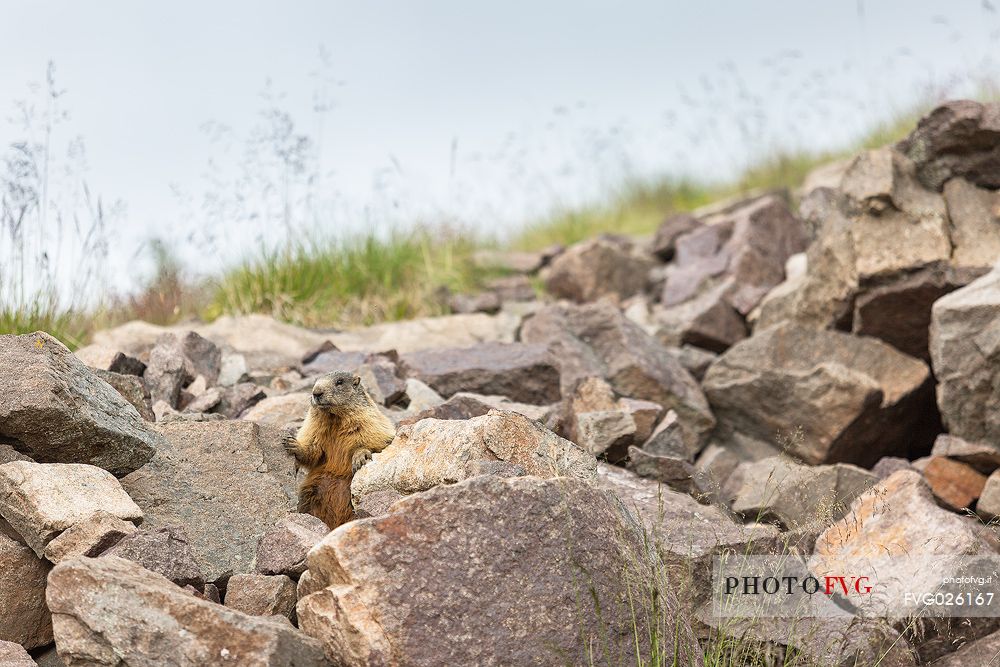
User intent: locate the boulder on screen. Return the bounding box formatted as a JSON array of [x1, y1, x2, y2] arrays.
[[399, 342, 560, 405], [400, 378, 443, 413], [559, 377, 662, 462], [120, 421, 297, 582], [596, 464, 777, 601], [255, 513, 329, 579], [897, 99, 1000, 191], [299, 475, 700, 666], [225, 573, 297, 621], [724, 457, 876, 529], [46, 556, 327, 666], [922, 457, 987, 511], [241, 393, 311, 430], [542, 234, 657, 303], [93, 369, 155, 422], [351, 410, 596, 503], [702, 323, 936, 467], [654, 282, 748, 353], [143, 339, 188, 408], [0, 532, 51, 649], [977, 470, 1000, 520], [625, 446, 707, 497], [102, 526, 205, 588], [943, 177, 1000, 269], [521, 301, 715, 447], [74, 345, 146, 376], [0, 641, 36, 667], [42, 510, 137, 564], [660, 194, 807, 319], [650, 213, 700, 260], [356, 357, 406, 406], [0, 332, 161, 476], [641, 410, 697, 461], [930, 266, 1000, 443], [0, 462, 143, 557], [872, 456, 917, 480], [214, 382, 267, 418]]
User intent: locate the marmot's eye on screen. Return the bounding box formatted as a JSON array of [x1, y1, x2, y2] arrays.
[[335, 379, 343, 386]]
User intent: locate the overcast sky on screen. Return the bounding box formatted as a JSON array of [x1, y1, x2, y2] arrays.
[[3, 1, 999, 293]]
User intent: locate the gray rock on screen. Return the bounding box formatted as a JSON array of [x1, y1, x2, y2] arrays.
[[0, 532, 51, 649], [931, 434, 1000, 474], [0, 462, 143, 557], [255, 513, 329, 579], [399, 342, 560, 405], [977, 470, 1000, 520], [356, 357, 407, 406], [143, 339, 187, 408], [214, 382, 267, 418], [521, 301, 715, 447], [120, 421, 297, 582], [47, 556, 327, 666], [74, 344, 146, 376], [42, 510, 137, 564], [898, 99, 1000, 191], [0, 332, 161, 476], [542, 234, 657, 303], [0, 641, 36, 667], [930, 266, 1000, 444], [625, 446, 708, 498], [650, 212, 700, 260], [352, 409, 596, 503], [943, 177, 1000, 270], [703, 322, 935, 467], [225, 573, 297, 622], [299, 475, 700, 666], [872, 456, 916, 480], [93, 369, 155, 422], [103, 525, 205, 588]]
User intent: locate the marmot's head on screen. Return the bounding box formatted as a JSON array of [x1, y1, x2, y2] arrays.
[[310, 371, 369, 413]]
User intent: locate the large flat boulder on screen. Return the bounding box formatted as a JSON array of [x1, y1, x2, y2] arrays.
[[0, 532, 51, 649], [47, 556, 327, 666], [0, 332, 162, 476], [703, 323, 936, 466], [521, 301, 715, 447], [0, 462, 143, 557], [399, 342, 560, 404], [299, 475, 700, 666], [120, 421, 297, 582], [351, 409, 595, 503], [930, 266, 1000, 443]]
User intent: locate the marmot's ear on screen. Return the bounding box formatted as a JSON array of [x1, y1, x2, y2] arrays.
[[353, 375, 361, 388]]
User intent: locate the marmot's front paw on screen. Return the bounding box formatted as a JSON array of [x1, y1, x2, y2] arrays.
[[282, 435, 299, 456], [352, 448, 373, 473]]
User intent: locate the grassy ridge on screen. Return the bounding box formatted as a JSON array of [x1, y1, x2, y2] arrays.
[[0, 105, 925, 347]]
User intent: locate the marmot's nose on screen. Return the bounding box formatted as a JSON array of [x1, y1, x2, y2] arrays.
[[312, 387, 323, 397]]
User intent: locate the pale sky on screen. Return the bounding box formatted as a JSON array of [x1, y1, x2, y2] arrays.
[[2, 1, 999, 294]]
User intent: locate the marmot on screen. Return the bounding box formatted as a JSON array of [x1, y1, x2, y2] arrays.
[[283, 371, 395, 528]]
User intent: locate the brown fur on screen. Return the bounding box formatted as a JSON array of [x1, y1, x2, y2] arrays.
[[284, 371, 396, 529]]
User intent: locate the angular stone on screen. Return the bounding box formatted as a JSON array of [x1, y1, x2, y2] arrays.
[[943, 177, 1000, 269], [662, 195, 807, 315], [922, 456, 987, 510], [74, 345, 146, 376], [596, 464, 777, 601], [0, 444, 33, 465], [218, 351, 250, 386], [42, 510, 137, 564], [573, 410, 636, 462], [183, 386, 222, 413], [872, 456, 916, 480], [521, 301, 714, 446], [241, 393, 311, 430], [213, 382, 267, 418], [299, 475, 699, 666], [703, 323, 935, 467], [542, 234, 657, 303], [655, 281, 748, 353], [356, 358, 406, 406], [625, 446, 707, 497], [898, 99, 1000, 191], [812, 471, 991, 587], [725, 457, 877, 529], [225, 573, 297, 621], [164, 331, 223, 386], [103, 526, 205, 588], [0, 332, 161, 476], [0, 641, 36, 667], [651, 213, 700, 260], [852, 263, 980, 360], [0, 532, 51, 649], [93, 369, 155, 422], [977, 470, 1000, 520], [143, 339, 187, 408], [47, 556, 327, 666], [121, 421, 297, 582], [401, 378, 443, 413], [667, 344, 718, 382], [0, 462, 143, 557], [352, 409, 596, 502], [930, 266, 1000, 443], [397, 393, 495, 425], [255, 513, 329, 579], [399, 342, 560, 405], [641, 410, 697, 460], [932, 434, 1000, 474]]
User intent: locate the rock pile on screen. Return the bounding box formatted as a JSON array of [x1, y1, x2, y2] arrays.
[[2, 100, 1000, 665]]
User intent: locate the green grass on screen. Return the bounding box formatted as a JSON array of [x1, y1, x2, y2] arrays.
[[206, 229, 491, 328], [0, 293, 90, 349]]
